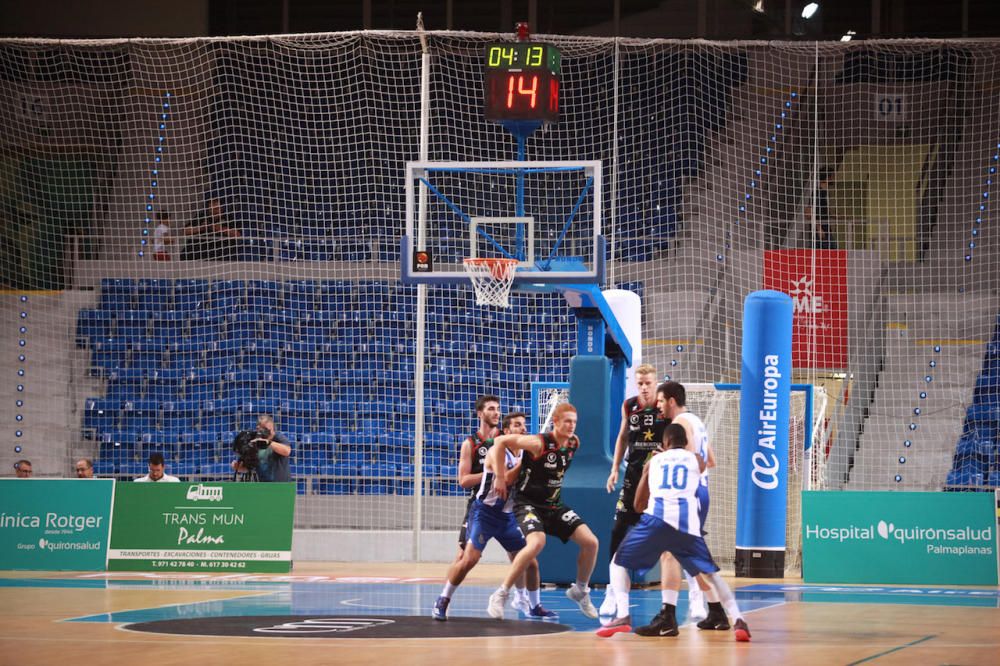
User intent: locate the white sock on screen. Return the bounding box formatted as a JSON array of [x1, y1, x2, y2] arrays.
[[661, 588, 679, 606], [514, 585, 526, 601], [497, 584, 510, 595], [705, 572, 741, 621], [575, 580, 589, 592], [610, 562, 631, 618], [441, 581, 457, 599], [528, 588, 541, 606], [704, 582, 719, 603], [685, 572, 700, 594]]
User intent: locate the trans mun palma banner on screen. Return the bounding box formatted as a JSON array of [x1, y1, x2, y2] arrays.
[[108, 482, 295, 573]]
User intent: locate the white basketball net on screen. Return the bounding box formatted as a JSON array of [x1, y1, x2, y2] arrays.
[[463, 258, 518, 308]]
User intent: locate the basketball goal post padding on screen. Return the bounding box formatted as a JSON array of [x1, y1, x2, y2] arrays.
[[533, 284, 635, 585]]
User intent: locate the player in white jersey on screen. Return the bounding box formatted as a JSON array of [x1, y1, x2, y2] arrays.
[[596, 423, 750, 642], [433, 412, 554, 620], [656, 380, 719, 625]]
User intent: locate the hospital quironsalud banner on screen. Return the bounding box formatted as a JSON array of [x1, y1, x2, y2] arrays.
[[108, 482, 295, 573], [0, 479, 114, 570], [802, 490, 998, 585]]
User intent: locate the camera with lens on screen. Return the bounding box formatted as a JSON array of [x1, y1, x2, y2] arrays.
[[231, 428, 270, 471]]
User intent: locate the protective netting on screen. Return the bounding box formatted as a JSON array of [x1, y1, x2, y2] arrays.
[[1, 34, 999, 559]]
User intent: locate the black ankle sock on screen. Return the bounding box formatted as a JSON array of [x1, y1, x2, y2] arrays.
[[707, 601, 724, 614]]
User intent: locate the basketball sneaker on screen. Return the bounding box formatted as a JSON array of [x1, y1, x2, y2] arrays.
[[566, 583, 599, 619], [634, 606, 679, 637], [598, 585, 616, 617], [511, 591, 531, 615], [686, 585, 708, 622], [595, 615, 632, 637], [487, 588, 509, 620], [527, 604, 558, 619], [432, 596, 449, 621], [734, 618, 751, 642], [696, 603, 730, 630]]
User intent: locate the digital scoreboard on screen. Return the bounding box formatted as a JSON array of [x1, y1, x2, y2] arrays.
[[483, 42, 561, 123]]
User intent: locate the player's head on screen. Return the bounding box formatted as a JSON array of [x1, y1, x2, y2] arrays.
[[502, 411, 527, 435], [663, 423, 687, 450], [635, 363, 658, 403], [147, 452, 166, 481], [475, 395, 501, 430], [551, 403, 578, 438], [656, 381, 686, 419], [14, 459, 32, 478]]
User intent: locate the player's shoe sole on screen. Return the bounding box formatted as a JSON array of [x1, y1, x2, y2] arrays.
[[734, 618, 751, 642], [596, 616, 631, 637]]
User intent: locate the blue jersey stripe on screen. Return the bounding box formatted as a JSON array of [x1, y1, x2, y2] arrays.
[[677, 497, 689, 534], [653, 496, 665, 521]]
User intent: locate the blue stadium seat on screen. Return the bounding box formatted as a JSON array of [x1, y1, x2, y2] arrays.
[[173, 279, 210, 312], [145, 374, 182, 402], [105, 368, 145, 401], [82, 398, 119, 436], [93, 460, 117, 476], [151, 311, 188, 344], [137, 279, 174, 311], [161, 399, 201, 431], [283, 280, 316, 313], [188, 312, 225, 344], [99, 278, 136, 312], [116, 311, 150, 341], [76, 309, 114, 347]]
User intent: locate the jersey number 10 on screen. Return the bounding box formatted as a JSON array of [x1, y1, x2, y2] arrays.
[[658, 463, 690, 490]]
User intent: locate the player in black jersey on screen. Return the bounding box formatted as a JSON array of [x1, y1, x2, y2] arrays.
[[600, 364, 667, 616], [485, 403, 601, 620], [450, 395, 535, 613], [433, 412, 555, 620]]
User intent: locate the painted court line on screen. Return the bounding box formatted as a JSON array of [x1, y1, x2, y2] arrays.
[[846, 635, 937, 665]]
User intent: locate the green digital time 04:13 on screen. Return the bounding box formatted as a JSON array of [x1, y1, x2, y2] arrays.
[[484, 42, 561, 74]]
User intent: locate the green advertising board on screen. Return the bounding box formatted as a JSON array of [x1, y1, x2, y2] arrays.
[[0, 479, 114, 570], [802, 490, 998, 585], [108, 482, 295, 573]]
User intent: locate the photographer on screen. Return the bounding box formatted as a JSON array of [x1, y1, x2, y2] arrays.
[[231, 414, 292, 482]]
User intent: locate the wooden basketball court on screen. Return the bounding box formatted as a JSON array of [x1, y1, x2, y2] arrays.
[[2, 562, 998, 665]]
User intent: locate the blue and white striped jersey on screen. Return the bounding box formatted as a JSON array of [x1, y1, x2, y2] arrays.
[[643, 447, 703, 537], [475, 447, 522, 512], [673, 411, 711, 489]]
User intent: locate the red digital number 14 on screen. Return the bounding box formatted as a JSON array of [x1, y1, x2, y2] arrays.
[[506, 74, 538, 109]]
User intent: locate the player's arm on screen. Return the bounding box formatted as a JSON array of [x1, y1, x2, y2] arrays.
[[457, 438, 482, 489], [633, 459, 652, 513], [503, 457, 523, 485], [490, 434, 544, 499], [704, 442, 716, 470], [606, 402, 630, 493]]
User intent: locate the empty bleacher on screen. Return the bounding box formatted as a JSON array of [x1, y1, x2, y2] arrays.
[[76, 278, 572, 494]]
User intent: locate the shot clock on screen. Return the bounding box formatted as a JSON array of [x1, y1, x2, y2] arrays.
[[483, 42, 561, 123]]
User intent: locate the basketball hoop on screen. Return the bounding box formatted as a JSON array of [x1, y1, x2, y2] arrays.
[[463, 258, 519, 308]]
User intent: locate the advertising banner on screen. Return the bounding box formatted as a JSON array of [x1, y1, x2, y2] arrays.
[[0, 479, 114, 570], [763, 249, 848, 369], [108, 482, 295, 573], [803, 490, 997, 585]]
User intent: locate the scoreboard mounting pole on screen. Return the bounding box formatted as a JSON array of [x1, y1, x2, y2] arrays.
[[483, 23, 562, 250]]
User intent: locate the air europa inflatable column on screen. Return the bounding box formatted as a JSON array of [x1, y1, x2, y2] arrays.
[[735, 290, 792, 578]]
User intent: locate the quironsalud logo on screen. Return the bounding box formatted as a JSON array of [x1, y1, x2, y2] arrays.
[[806, 519, 994, 555]]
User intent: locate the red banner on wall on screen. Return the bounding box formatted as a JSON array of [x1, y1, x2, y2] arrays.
[[763, 250, 848, 369]]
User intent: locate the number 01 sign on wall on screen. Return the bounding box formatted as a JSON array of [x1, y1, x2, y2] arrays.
[[108, 482, 295, 573]]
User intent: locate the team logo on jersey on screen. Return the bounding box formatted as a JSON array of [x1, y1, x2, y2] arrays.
[[546, 453, 557, 463], [478, 446, 488, 458]]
